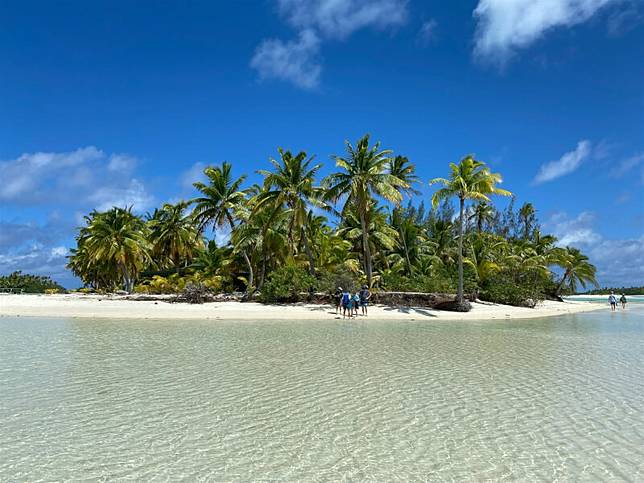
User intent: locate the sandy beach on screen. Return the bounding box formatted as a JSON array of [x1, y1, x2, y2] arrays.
[[0, 293, 606, 321]]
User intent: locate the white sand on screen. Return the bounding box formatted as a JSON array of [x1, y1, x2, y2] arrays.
[[0, 294, 606, 321]]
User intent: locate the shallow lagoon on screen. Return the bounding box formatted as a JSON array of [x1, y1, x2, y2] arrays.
[[2, 305, 643, 480]]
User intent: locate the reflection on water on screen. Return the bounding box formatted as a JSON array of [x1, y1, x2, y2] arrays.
[[1, 307, 644, 480]]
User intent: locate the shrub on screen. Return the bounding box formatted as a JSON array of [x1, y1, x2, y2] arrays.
[[259, 264, 316, 303], [315, 269, 358, 294], [44, 288, 62, 295], [480, 269, 546, 307]]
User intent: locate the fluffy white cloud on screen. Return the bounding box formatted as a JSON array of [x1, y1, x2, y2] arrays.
[[88, 179, 155, 212], [251, 30, 322, 89], [533, 140, 592, 184], [545, 211, 644, 286], [0, 147, 154, 210], [252, 0, 408, 88], [473, 0, 623, 63], [277, 0, 408, 39], [548, 211, 601, 246]]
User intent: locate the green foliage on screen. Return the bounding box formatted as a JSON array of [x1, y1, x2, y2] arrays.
[[259, 264, 317, 303], [63, 139, 598, 304], [480, 268, 547, 307], [0, 271, 65, 294]]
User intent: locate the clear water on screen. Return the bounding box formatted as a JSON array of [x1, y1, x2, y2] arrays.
[[2, 306, 644, 481]]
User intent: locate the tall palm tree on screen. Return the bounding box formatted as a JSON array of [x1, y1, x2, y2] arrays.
[[430, 155, 512, 305], [469, 201, 495, 233], [191, 162, 254, 289], [254, 148, 324, 274], [555, 246, 598, 295], [82, 207, 151, 292], [519, 202, 536, 240], [323, 134, 406, 286], [148, 201, 203, 272]]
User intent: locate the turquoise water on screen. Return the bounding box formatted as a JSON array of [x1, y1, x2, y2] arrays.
[[1, 306, 643, 480]]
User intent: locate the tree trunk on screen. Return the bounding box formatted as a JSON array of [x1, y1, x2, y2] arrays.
[[457, 197, 464, 304], [359, 209, 373, 287], [301, 225, 316, 276], [226, 213, 254, 291], [555, 271, 569, 295]]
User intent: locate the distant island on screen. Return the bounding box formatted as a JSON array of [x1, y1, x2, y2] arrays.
[[580, 287, 644, 296]]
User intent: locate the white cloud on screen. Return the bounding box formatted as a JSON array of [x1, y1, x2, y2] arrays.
[[0, 147, 154, 210], [180, 162, 207, 191], [533, 140, 592, 184], [418, 19, 438, 45], [473, 0, 623, 63], [545, 211, 644, 286], [548, 211, 601, 246], [88, 179, 155, 212], [252, 0, 408, 88], [277, 0, 408, 39], [251, 29, 322, 89], [611, 152, 644, 178]]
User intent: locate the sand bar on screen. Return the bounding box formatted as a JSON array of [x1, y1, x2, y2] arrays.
[[0, 294, 607, 321]]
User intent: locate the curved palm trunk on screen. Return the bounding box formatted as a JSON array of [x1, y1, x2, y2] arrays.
[[359, 209, 373, 287], [400, 229, 413, 276], [555, 270, 569, 295], [457, 197, 464, 304]]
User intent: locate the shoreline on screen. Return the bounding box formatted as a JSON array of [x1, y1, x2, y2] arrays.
[[0, 294, 607, 321]]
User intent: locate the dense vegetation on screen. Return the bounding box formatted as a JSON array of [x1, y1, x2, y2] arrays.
[[67, 134, 598, 307], [583, 287, 644, 295], [0, 271, 65, 293]]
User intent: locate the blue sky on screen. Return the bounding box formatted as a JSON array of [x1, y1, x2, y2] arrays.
[[1, 0, 643, 288]]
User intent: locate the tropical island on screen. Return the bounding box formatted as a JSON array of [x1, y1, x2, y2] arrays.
[[0, 134, 605, 321]]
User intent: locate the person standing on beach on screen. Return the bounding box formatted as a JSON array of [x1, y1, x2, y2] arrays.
[[609, 292, 617, 311], [359, 285, 371, 316], [334, 287, 343, 315], [341, 289, 351, 319], [620, 293, 627, 310]]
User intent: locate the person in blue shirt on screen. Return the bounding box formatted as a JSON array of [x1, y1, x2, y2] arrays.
[[341, 289, 352, 319], [352, 293, 361, 317]]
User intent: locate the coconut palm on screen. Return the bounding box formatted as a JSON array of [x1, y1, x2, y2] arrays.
[[519, 202, 536, 240], [469, 201, 495, 233], [254, 148, 324, 274], [324, 134, 406, 286], [148, 201, 203, 272], [555, 246, 598, 295], [191, 162, 254, 289], [388, 155, 420, 197], [81, 207, 151, 292], [430, 155, 512, 305]]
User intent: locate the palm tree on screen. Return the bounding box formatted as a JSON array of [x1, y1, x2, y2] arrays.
[[519, 202, 536, 240], [191, 162, 254, 289], [388, 155, 420, 197], [254, 148, 324, 274], [430, 155, 512, 305], [555, 246, 598, 295], [469, 201, 495, 233], [148, 201, 203, 272], [323, 134, 406, 286], [82, 207, 151, 292]]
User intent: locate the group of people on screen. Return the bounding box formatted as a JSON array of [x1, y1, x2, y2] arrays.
[[608, 292, 628, 311], [334, 286, 371, 319]]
